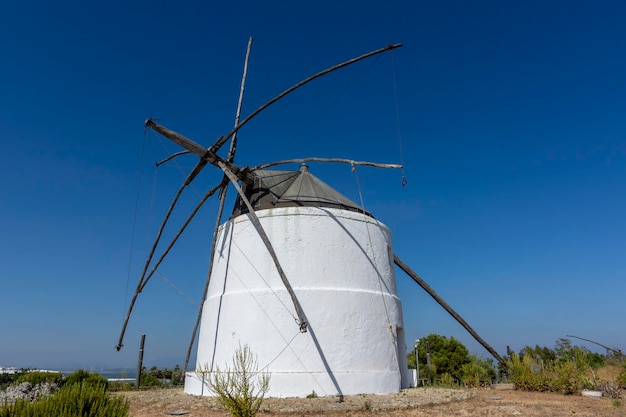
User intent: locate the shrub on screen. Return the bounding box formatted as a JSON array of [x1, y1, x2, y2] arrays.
[[439, 373, 456, 387], [202, 344, 270, 417], [63, 369, 109, 390], [0, 371, 28, 390], [461, 356, 495, 388], [16, 371, 62, 387], [509, 353, 550, 392], [0, 381, 129, 417], [139, 372, 162, 387], [617, 365, 626, 389], [509, 349, 592, 394]]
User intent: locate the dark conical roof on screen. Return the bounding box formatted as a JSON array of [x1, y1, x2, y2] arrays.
[[231, 164, 372, 218]]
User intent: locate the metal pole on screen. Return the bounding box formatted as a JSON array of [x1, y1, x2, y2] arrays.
[[136, 334, 146, 388], [414, 339, 420, 387], [425, 340, 432, 384]]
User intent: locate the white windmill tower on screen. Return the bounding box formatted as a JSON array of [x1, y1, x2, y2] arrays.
[[184, 164, 411, 396], [116, 40, 506, 398]]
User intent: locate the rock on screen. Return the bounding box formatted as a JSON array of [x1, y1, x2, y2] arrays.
[[0, 382, 58, 403]]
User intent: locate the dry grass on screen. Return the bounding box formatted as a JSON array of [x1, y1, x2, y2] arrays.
[[596, 364, 624, 382], [120, 386, 625, 417]]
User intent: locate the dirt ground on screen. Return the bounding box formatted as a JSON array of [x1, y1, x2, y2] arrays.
[[120, 386, 624, 417]]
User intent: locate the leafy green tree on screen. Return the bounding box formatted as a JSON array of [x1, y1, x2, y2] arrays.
[[555, 338, 573, 361], [171, 365, 184, 386], [410, 334, 470, 381], [519, 345, 556, 364]]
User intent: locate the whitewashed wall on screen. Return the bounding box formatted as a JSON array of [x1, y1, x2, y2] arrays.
[[185, 206, 411, 397]]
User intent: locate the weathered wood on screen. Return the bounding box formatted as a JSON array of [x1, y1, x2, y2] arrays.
[[211, 43, 403, 153], [116, 181, 223, 351], [393, 254, 507, 367], [119, 42, 402, 351], [219, 161, 308, 333], [227, 36, 253, 162], [147, 43, 401, 197], [138, 182, 224, 292], [253, 158, 402, 171], [144, 119, 250, 184], [184, 190, 228, 373], [135, 334, 145, 388], [184, 37, 254, 372], [156, 150, 190, 167], [566, 335, 624, 357]]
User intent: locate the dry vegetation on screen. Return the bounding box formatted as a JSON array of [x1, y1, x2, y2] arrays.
[[121, 386, 624, 417]]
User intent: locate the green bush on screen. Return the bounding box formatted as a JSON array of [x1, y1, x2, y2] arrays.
[[438, 373, 456, 387], [0, 371, 27, 390], [509, 353, 550, 392], [139, 372, 163, 387], [509, 349, 591, 394], [203, 344, 270, 417], [16, 371, 62, 386], [63, 370, 109, 390], [617, 365, 626, 389], [0, 381, 129, 417], [461, 356, 496, 388]]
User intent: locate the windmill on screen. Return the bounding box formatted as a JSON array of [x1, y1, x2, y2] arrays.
[[116, 40, 506, 397]]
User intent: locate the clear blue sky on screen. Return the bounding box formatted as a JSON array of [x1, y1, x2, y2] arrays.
[[1, 0, 624, 370]]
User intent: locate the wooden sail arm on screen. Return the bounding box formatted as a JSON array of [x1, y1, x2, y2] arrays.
[[393, 254, 507, 367], [184, 37, 255, 372], [219, 161, 308, 333], [144, 119, 252, 184], [148, 43, 401, 190], [210, 43, 403, 154], [253, 158, 402, 171], [566, 335, 624, 357], [156, 150, 190, 167], [115, 180, 225, 351]]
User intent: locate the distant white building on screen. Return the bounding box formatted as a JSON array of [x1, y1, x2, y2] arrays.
[[0, 367, 18, 374]]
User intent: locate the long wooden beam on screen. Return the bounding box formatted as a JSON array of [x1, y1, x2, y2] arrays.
[[211, 43, 403, 153], [116, 181, 224, 351], [253, 158, 402, 171], [219, 161, 308, 333], [184, 36, 255, 373], [393, 254, 507, 366], [147, 43, 401, 188], [144, 119, 251, 184]]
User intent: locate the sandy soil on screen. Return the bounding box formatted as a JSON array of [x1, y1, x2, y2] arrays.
[[120, 386, 624, 417]]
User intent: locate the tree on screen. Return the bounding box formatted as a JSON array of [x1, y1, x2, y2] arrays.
[[555, 338, 573, 360], [519, 345, 556, 364], [410, 334, 470, 381]]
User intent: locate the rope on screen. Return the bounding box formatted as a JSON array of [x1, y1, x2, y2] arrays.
[[352, 164, 399, 362], [259, 331, 301, 371], [230, 235, 298, 322], [285, 54, 383, 143], [155, 269, 197, 306], [145, 134, 159, 260], [218, 252, 328, 394], [123, 128, 148, 324], [390, 50, 408, 188]]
